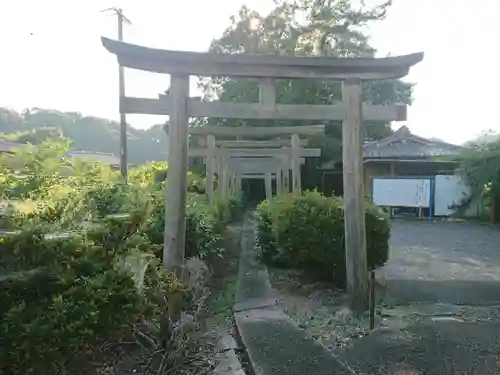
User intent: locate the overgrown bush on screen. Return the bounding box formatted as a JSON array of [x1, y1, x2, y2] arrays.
[[255, 191, 390, 286], [0, 268, 141, 374], [0, 140, 239, 374], [214, 192, 244, 224], [128, 161, 206, 194], [7, 177, 229, 262], [0, 227, 192, 375]]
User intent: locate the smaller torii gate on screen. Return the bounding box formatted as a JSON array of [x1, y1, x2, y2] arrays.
[[188, 125, 323, 202], [226, 156, 305, 198], [195, 138, 309, 199]]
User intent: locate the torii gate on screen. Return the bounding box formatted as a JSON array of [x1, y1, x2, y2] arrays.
[[196, 137, 309, 199], [102, 37, 422, 311], [187, 125, 323, 202], [225, 156, 306, 198]]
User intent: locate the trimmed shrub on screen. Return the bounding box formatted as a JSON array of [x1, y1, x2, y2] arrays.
[[255, 191, 390, 286], [253, 198, 277, 264]]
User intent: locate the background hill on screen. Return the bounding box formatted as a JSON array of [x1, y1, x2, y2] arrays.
[[0, 107, 168, 164]]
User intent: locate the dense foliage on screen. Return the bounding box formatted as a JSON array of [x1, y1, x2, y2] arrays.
[[255, 191, 390, 286], [0, 140, 237, 374], [455, 136, 500, 219]]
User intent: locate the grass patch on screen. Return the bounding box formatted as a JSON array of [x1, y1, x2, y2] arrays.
[[211, 274, 237, 318], [207, 224, 241, 322]]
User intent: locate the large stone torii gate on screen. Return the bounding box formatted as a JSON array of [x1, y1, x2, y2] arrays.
[[102, 37, 423, 311]]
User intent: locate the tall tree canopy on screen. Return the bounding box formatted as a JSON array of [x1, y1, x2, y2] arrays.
[[1, 0, 414, 170], [463, 130, 500, 148], [198, 0, 414, 162]]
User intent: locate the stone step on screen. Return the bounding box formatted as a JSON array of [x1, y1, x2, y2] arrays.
[[233, 213, 276, 313], [235, 306, 354, 375]]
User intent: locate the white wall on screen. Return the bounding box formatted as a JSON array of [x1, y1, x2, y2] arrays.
[[434, 175, 479, 217]]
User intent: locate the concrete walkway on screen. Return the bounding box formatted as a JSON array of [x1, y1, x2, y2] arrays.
[[234, 214, 353, 375], [235, 215, 500, 375]]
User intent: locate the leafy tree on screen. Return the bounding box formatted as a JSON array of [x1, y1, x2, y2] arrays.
[[463, 130, 500, 148], [198, 0, 414, 171], [0, 139, 71, 198], [456, 138, 500, 220]]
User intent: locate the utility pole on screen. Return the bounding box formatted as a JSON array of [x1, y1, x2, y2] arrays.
[[101, 7, 131, 180]]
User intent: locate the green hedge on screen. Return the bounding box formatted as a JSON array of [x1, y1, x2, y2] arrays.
[[255, 191, 390, 286]]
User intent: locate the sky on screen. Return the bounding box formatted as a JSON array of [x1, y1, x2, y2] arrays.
[[0, 0, 498, 145]]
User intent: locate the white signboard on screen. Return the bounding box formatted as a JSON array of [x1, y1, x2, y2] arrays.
[[434, 175, 470, 216], [372, 178, 431, 208]]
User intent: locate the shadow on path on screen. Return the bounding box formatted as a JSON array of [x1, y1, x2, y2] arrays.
[[386, 279, 500, 306], [337, 320, 500, 375]]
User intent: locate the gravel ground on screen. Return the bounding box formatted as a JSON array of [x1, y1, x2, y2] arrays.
[[268, 219, 500, 351], [270, 268, 500, 352], [380, 219, 500, 281], [269, 268, 377, 350]]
